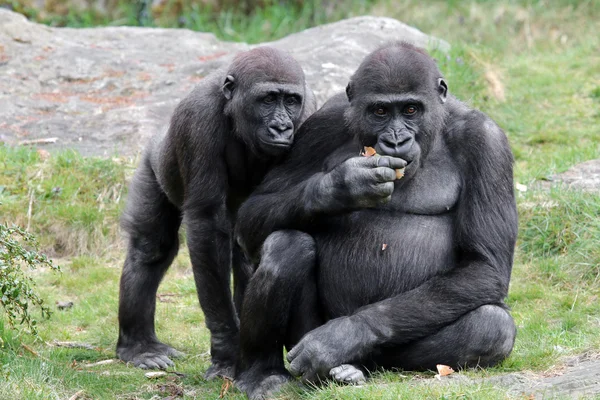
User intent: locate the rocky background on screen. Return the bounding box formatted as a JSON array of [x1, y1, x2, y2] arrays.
[[0, 9, 448, 156], [2, 8, 597, 190]]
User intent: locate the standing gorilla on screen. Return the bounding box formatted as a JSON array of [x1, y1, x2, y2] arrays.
[[234, 42, 518, 399], [116, 47, 316, 378]]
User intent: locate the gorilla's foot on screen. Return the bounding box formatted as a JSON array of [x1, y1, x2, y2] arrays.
[[205, 360, 236, 380], [236, 369, 293, 400], [329, 364, 366, 385], [117, 340, 184, 369]]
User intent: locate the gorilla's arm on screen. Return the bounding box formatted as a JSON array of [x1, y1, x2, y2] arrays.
[[287, 113, 518, 378], [235, 99, 347, 260], [235, 96, 405, 261], [360, 113, 518, 342]]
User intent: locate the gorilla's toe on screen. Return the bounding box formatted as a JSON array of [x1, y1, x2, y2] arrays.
[[236, 369, 293, 400], [117, 341, 183, 369], [329, 364, 366, 385], [205, 361, 235, 380]]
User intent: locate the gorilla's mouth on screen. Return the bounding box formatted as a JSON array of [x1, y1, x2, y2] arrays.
[[258, 137, 293, 154], [260, 139, 292, 148]]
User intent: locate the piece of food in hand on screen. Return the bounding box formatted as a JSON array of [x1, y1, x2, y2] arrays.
[[362, 146, 405, 179], [362, 146, 377, 157]]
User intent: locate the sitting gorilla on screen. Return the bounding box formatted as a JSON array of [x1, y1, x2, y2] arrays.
[[116, 46, 316, 378], [234, 42, 518, 399]]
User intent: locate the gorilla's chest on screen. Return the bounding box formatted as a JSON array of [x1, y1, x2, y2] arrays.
[[315, 152, 461, 318], [390, 145, 462, 214]]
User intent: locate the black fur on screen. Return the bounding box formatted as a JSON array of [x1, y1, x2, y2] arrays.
[[234, 42, 518, 399], [116, 46, 317, 378]]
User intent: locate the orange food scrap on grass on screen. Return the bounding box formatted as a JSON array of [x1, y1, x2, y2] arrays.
[[435, 364, 454, 380]]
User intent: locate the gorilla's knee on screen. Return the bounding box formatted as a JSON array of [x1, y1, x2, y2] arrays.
[[259, 230, 316, 279], [469, 305, 516, 366]]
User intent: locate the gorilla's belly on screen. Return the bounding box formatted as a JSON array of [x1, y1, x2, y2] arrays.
[[315, 211, 456, 319]]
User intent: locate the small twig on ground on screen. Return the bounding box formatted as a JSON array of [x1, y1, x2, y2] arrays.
[[18, 137, 58, 145], [50, 340, 97, 350], [21, 344, 40, 357], [68, 390, 85, 400], [81, 359, 115, 368], [26, 187, 34, 232]]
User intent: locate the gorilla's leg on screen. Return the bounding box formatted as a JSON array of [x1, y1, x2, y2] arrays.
[[232, 243, 253, 316], [375, 304, 516, 370], [186, 212, 239, 380], [117, 159, 183, 369], [236, 230, 320, 400]]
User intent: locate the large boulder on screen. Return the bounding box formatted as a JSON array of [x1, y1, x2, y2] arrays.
[[0, 9, 449, 156]]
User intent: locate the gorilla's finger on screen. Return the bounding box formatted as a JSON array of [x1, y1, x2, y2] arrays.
[[288, 357, 304, 377], [302, 369, 318, 383], [373, 182, 394, 198], [371, 167, 396, 183], [157, 355, 174, 368], [166, 348, 184, 358], [286, 343, 302, 362], [347, 370, 366, 384], [142, 359, 161, 369], [330, 365, 353, 381], [373, 156, 407, 170]]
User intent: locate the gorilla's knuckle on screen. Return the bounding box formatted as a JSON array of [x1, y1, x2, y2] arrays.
[[374, 167, 394, 182], [377, 182, 394, 196]]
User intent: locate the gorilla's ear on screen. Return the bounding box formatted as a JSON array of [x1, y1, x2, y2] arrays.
[[437, 78, 448, 104], [222, 75, 235, 100], [345, 81, 354, 102]]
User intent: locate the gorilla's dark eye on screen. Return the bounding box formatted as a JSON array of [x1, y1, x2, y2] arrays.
[[264, 95, 276, 104], [285, 96, 298, 106], [374, 107, 387, 116], [403, 105, 418, 115]]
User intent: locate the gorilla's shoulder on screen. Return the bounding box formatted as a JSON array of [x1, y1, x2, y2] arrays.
[[291, 93, 351, 153], [444, 97, 512, 165], [320, 93, 350, 112]]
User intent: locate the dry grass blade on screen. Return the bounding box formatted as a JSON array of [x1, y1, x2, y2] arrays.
[[21, 344, 40, 357], [219, 378, 233, 398], [484, 68, 506, 102]]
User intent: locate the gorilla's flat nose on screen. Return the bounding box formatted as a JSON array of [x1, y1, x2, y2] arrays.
[[268, 123, 294, 141]]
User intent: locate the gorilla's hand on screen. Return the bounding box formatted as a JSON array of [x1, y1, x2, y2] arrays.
[[286, 316, 374, 382], [316, 155, 406, 212]]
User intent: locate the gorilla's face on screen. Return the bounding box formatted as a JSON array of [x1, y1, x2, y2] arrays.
[[250, 83, 305, 156], [224, 76, 305, 157], [344, 44, 448, 179], [360, 94, 424, 165]]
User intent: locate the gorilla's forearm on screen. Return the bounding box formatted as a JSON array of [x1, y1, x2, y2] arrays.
[[235, 173, 331, 261], [351, 260, 510, 348]]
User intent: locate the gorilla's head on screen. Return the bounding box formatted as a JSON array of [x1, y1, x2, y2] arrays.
[[345, 42, 448, 175], [223, 47, 310, 156]]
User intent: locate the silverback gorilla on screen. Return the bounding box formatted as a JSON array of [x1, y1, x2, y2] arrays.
[[234, 42, 518, 399], [116, 47, 316, 378]]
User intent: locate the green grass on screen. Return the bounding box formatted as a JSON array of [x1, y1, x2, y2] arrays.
[[1, 0, 600, 399]]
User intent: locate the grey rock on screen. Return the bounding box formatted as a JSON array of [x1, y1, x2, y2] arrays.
[[494, 357, 600, 399], [540, 159, 600, 193], [56, 300, 74, 310], [0, 9, 448, 157], [428, 356, 600, 399]]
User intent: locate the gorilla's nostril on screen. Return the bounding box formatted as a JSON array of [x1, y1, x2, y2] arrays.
[[269, 127, 294, 141], [397, 137, 411, 146]]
